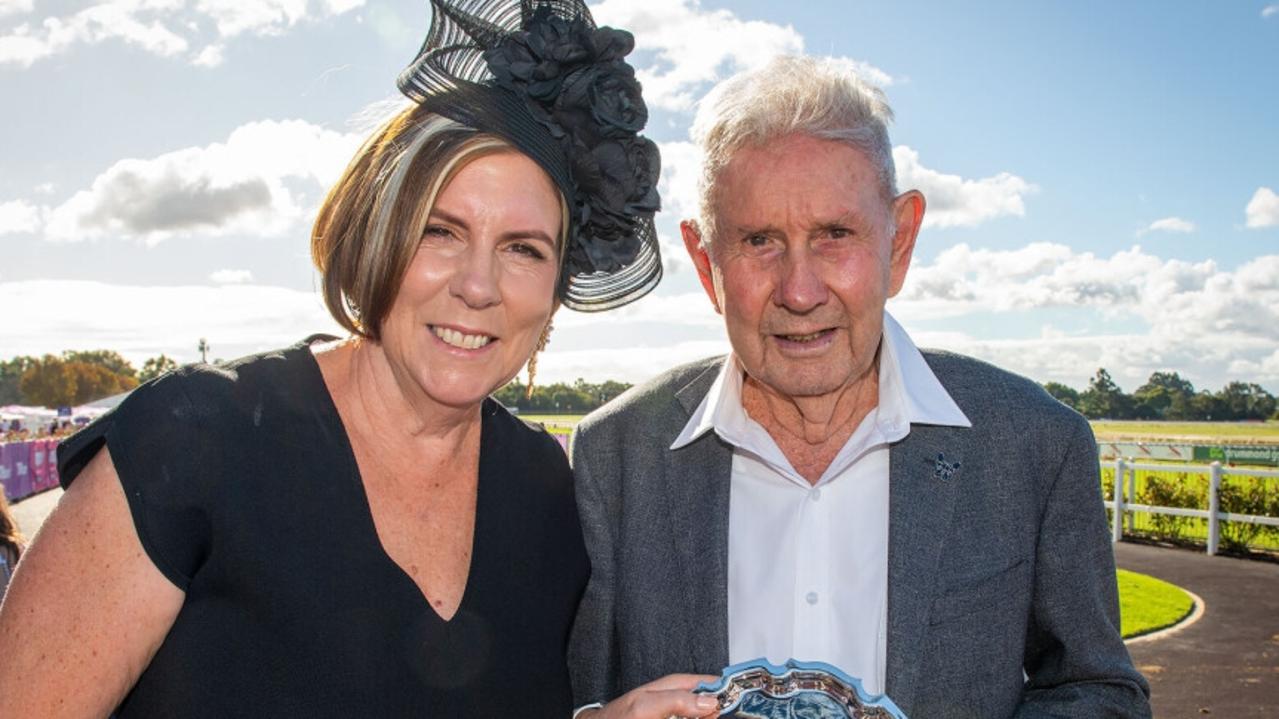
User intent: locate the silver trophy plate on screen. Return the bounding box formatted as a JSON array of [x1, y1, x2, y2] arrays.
[[691, 658, 907, 719]]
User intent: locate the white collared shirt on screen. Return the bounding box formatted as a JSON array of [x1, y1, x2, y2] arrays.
[[670, 312, 970, 694]]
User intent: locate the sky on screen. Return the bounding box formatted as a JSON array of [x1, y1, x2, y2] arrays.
[[1, 0, 1277, 394]]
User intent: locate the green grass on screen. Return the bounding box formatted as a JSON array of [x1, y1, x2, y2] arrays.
[[1091, 420, 1279, 444], [1117, 569, 1195, 638], [522, 417, 1279, 443], [519, 414, 585, 428], [1100, 464, 1279, 552]]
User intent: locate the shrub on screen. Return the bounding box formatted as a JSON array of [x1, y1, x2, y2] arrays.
[[1138, 473, 1203, 543], [1218, 479, 1275, 553]]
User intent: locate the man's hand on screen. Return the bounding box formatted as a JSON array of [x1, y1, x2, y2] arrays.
[[580, 674, 721, 719]]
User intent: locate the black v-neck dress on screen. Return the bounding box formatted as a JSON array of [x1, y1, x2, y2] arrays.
[[57, 338, 588, 717]]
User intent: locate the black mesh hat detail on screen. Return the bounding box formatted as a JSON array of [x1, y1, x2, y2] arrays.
[[398, 0, 663, 311]]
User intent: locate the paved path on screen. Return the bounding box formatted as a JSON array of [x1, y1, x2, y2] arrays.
[[11, 493, 1278, 716], [10, 487, 62, 538], [1116, 541, 1279, 718]]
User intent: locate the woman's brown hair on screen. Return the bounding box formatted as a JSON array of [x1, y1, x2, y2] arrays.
[[0, 493, 24, 561], [311, 104, 567, 340]]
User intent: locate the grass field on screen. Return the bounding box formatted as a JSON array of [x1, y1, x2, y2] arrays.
[[520, 414, 585, 429], [528, 416, 1279, 445], [1091, 420, 1279, 444], [1117, 569, 1195, 638], [526, 416, 1279, 443]]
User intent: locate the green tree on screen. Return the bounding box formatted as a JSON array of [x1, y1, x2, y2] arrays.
[[596, 380, 631, 403], [1133, 371, 1195, 420], [551, 384, 593, 412], [66, 362, 138, 405], [139, 354, 179, 383], [1078, 368, 1133, 419], [0, 356, 37, 404], [492, 379, 527, 411], [62, 349, 137, 379], [1188, 391, 1222, 420], [19, 355, 139, 407], [19, 355, 76, 407], [1215, 382, 1277, 421], [1042, 381, 1080, 409]]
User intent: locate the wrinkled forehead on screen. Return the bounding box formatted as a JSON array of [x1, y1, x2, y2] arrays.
[[711, 136, 892, 225]]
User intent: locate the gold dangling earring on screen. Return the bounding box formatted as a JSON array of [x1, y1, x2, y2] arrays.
[[525, 320, 554, 400]]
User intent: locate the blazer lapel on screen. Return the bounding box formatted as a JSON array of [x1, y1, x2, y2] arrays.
[[663, 361, 733, 674], [885, 424, 968, 710]]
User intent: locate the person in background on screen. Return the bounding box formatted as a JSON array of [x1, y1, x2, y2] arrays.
[[0, 492, 24, 603], [0, 1, 708, 717]]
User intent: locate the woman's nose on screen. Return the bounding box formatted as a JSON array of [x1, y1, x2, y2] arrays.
[[450, 245, 502, 309]]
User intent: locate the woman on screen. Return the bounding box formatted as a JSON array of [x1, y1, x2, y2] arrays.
[[0, 492, 23, 603], [0, 1, 711, 716]]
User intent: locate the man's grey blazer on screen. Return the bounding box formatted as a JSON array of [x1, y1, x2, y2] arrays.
[[568, 351, 1151, 718]]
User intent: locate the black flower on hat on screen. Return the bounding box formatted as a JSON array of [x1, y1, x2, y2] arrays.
[[397, 0, 663, 311]]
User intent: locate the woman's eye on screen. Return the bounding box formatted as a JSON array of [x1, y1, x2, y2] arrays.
[[509, 242, 547, 261], [423, 224, 454, 239]]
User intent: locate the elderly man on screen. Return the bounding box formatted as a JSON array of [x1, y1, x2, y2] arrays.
[[569, 56, 1151, 718]]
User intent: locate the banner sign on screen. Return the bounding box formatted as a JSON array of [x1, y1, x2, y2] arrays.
[[1097, 442, 1194, 462], [1191, 445, 1279, 468]]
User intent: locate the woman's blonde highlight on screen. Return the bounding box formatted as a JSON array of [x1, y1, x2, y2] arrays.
[[311, 107, 568, 341]]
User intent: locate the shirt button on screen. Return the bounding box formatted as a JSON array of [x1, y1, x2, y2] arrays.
[[805, 591, 819, 605], [810, 488, 822, 501]]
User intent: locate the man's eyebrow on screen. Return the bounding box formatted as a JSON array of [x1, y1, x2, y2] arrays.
[[811, 211, 857, 227], [731, 223, 782, 235]]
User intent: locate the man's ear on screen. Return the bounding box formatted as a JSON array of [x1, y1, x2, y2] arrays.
[[681, 219, 722, 314], [887, 190, 925, 297]]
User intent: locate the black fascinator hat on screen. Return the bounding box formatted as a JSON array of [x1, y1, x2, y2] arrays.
[[399, 0, 662, 311]]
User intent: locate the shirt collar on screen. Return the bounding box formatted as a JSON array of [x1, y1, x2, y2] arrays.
[[671, 310, 970, 453]]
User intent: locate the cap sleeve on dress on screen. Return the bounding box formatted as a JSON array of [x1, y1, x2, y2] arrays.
[[57, 369, 214, 590]]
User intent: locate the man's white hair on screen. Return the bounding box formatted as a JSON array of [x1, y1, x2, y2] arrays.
[[691, 55, 897, 243]]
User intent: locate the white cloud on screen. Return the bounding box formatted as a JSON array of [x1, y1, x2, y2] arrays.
[[1245, 186, 1279, 228], [0, 199, 44, 235], [192, 42, 223, 67], [0, 279, 341, 365], [1141, 216, 1196, 235], [893, 146, 1036, 228], [894, 244, 1279, 388], [1263, 4, 1279, 19], [323, 0, 364, 13], [194, 0, 309, 38], [652, 140, 702, 273], [0, 0, 363, 68], [903, 328, 1279, 393], [40, 119, 362, 245], [0, 0, 32, 19], [592, 0, 832, 111], [1230, 348, 1279, 383], [209, 269, 253, 284], [0, 1, 189, 68], [656, 140, 702, 220]]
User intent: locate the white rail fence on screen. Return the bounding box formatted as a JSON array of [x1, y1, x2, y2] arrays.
[[1104, 459, 1279, 555]]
